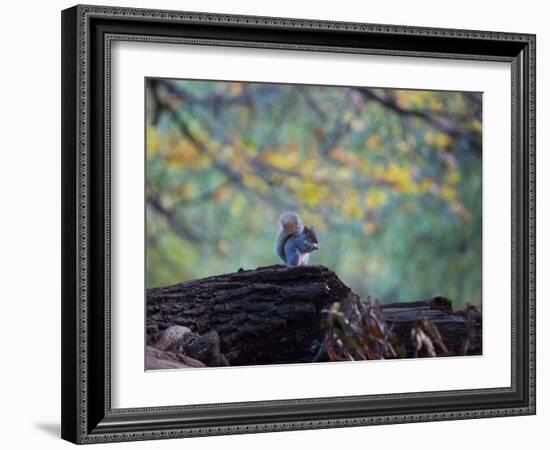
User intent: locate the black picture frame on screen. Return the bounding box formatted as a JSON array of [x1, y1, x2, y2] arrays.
[[61, 4, 536, 444]]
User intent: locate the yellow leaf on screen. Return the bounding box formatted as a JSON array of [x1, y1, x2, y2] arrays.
[[261, 149, 300, 171], [440, 185, 456, 201], [470, 120, 482, 133], [446, 170, 461, 185], [365, 189, 388, 210], [342, 192, 363, 220], [163, 140, 203, 169], [242, 174, 269, 193], [384, 163, 419, 194], [435, 133, 453, 149], [294, 181, 325, 207], [429, 99, 444, 111], [395, 91, 409, 109], [146, 125, 160, 157]]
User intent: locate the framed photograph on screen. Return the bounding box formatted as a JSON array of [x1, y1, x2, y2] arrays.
[[61, 4, 536, 444]]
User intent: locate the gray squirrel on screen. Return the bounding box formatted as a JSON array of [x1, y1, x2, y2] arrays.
[[275, 211, 319, 267]]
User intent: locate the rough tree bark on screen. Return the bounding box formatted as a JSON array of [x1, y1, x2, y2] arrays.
[[381, 298, 481, 356], [147, 265, 481, 366]]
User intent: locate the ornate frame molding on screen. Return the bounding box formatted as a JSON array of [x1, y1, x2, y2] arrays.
[[61, 4, 536, 444]]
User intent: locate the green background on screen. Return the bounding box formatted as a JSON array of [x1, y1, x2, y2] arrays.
[[145, 79, 482, 308]]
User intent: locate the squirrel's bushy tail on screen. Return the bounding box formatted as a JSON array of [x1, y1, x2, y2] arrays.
[[275, 211, 303, 262]]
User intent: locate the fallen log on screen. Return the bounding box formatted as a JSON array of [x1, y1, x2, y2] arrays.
[[382, 298, 482, 357], [147, 265, 350, 365], [146, 264, 481, 366]]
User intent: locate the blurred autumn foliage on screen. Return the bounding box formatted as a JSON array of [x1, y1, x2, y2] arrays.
[[145, 79, 482, 307]]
